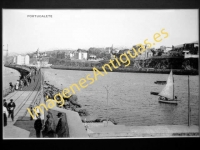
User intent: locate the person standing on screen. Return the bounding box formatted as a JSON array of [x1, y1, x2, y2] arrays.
[[3, 105, 8, 126], [3, 99, 8, 110], [42, 114, 55, 137], [7, 99, 16, 121], [30, 106, 34, 120], [15, 80, 19, 90], [19, 80, 23, 90], [55, 113, 67, 138], [26, 78, 29, 86], [34, 113, 43, 138], [29, 76, 32, 84], [9, 82, 14, 92], [33, 75, 36, 82]]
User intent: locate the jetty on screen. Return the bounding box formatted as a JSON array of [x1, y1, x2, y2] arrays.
[[3, 65, 199, 138]]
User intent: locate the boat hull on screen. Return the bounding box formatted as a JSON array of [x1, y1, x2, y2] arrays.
[[158, 99, 178, 104], [154, 81, 166, 85], [150, 92, 159, 95]]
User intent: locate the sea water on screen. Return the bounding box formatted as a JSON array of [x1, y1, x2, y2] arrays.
[[43, 68, 199, 126]]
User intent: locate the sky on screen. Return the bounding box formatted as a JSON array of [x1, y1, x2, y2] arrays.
[[3, 9, 198, 54]]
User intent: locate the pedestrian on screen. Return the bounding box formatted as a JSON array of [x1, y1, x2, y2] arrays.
[[19, 80, 23, 90], [34, 104, 40, 119], [26, 78, 29, 86], [29, 76, 32, 83], [55, 112, 67, 138], [3, 99, 8, 110], [23, 79, 27, 87], [33, 76, 35, 82], [9, 82, 14, 92], [42, 114, 55, 138], [34, 113, 43, 138], [30, 106, 34, 120], [15, 80, 19, 90], [35, 69, 37, 75], [7, 99, 16, 121], [3, 105, 8, 126]]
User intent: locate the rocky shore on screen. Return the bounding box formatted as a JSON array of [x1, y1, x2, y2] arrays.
[[43, 81, 117, 124]]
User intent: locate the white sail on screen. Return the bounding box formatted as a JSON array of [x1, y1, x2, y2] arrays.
[[158, 70, 174, 100]]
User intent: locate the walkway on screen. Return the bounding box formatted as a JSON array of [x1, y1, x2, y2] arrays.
[[86, 122, 199, 138], [3, 70, 43, 139]]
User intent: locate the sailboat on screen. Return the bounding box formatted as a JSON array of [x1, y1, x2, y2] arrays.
[[158, 70, 178, 104]]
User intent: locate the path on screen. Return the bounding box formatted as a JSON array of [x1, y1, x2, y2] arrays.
[[3, 70, 43, 138]]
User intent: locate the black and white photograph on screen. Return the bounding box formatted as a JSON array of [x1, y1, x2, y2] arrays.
[[2, 9, 199, 139]]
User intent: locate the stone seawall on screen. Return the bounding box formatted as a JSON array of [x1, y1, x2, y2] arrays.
[[51, 65, 199, 75]]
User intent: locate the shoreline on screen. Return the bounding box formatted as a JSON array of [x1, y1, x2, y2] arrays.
[[42, 80, 117, 124], [50, 65, 199, 75]]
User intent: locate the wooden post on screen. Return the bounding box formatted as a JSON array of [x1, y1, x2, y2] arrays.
[[188, 75, 191, 126], [173, 70, 174, 100]]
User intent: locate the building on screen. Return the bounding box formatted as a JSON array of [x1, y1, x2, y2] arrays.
[[13, 54, 30, 65], [88, 54, 97, 60], [76, 49, 88, 60]]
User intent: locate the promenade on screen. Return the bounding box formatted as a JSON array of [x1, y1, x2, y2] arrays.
[[3, 69, 43, 138]]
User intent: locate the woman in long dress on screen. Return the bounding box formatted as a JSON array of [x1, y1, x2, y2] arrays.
[[15, 80, 19, 90], [3, 105, 8, 126], [19, 80, 23, 90]]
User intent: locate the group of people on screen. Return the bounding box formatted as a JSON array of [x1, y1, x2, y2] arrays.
[[9, 67, 39, 92], [159, 96, 177, 101], [3, 99, 16, 126], [34, 112, 67, 138]]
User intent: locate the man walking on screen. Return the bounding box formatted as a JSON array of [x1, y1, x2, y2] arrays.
[[34, 113, 43, 138], [55, 112, 67, 138], [7, 99, 16, 121], [42, 114, 55, 137]]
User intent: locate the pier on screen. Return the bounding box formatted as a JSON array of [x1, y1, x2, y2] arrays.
[[3, 65, 199, 138]]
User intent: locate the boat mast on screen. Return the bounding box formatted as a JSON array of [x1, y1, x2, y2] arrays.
[[172, 69, 174, 100], [188, 75, 191, 126]]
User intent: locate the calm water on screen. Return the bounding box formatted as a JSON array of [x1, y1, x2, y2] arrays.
[[3, 65, 21, 90], [43, 68, 199, 126]]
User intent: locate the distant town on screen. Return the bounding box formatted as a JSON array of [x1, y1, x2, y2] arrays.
[[3, 41, 199, 71]]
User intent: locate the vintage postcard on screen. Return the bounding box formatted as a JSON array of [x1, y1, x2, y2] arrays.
[[2, 9, 199, 139]]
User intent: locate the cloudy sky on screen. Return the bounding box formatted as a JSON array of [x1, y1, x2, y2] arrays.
[[3, 9, 198, 54]]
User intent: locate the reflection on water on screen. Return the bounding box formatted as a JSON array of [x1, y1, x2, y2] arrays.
[[43, 69, 199, 126]]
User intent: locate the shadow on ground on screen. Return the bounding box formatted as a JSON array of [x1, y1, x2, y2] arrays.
[[13, 116, 44, 138]]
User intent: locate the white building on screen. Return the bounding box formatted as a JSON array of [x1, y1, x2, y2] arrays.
[[77, 49, 88, 60], [13, 54, 30, 65]]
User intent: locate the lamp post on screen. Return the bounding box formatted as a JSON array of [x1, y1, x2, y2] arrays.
[[61, 84, 63, 92], [188, 75, 191, 126], [103, 85, 109, 126]]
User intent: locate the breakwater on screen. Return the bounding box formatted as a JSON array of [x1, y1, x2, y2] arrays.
[[3, 64, 31, 97], [51, 65, 199, 75], [42, 81, 117, 124]]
